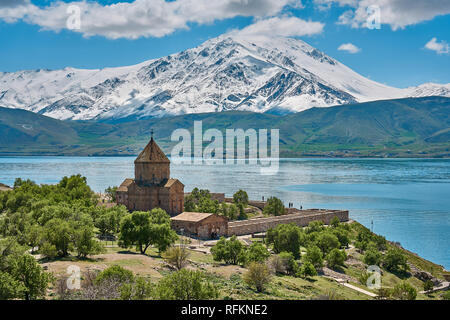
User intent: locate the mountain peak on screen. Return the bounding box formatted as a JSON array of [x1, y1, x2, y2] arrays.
[[0, 35, 449, 121]]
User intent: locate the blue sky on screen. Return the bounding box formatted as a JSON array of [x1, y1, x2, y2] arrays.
[[0, 0, 449, 88]]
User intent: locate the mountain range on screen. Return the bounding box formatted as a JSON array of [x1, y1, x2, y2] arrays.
[[1, 96, 449, 158], [1, 34, 449, 121]]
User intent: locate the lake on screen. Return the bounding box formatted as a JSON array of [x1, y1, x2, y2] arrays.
[[0, 157, 449, 269]]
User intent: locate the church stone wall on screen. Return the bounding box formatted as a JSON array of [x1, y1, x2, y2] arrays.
[[227, 210, 349, 236]]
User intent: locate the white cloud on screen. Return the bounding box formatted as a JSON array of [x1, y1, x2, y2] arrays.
[[425, 38, 450, 55], [317, 0, 450, 30], [0, 0, 302, 39], [338, 42, 361, 53], [232, 16, 324, 38]]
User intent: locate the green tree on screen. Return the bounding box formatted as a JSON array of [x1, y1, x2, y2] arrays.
[[326, 248, 347, 269], [263, 197, 286, 216], [233, 190, 249, 207], [391, 281, 417, 300], [266, 223, 304, 259], [303, 245, 324, 269], [105, 186, 118, 202], [383, 248, 408, 273], [246, 242, 270, 263], [330, 216, 340, 228], [154, 269, 218, 300], [210, 236, 246, 265], [363, 246, 382, 266], [423, 280, 434, 292], [42, 218, 73, 257], [119, 209, 177, 255], [10, 254, 53, 300], [243, 262, 272, 293], [315, 232, 340, 255], [73, 226, 105, 258], [298, 261, 317, 278], [0, 271, 25, 300]]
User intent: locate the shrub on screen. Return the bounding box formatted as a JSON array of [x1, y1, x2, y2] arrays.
[[442, 290, 450, 300], [154, 269, 218, 300], [211, 236, 246, 265], [233, 190, 249, 207], [391, 281, 417, 300], [298, 262, 317, 278], [423, 280, 434, 292], [326, 248, 347, 269], [303, 245, 324, 269], [330, 216, 340, 228], [383, 248, 408, 273], [162, 246, 190, 270], [243, 262, 272, 292], [95, 265, 134, 286], [266, 223, 304, 259], [263, 197, 286, 216], [246, 242, 270, 263], [363, 248, 382, 266], [315, 232, 340, 255]]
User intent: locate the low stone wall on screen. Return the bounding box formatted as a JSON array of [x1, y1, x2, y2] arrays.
[[227, 209, 349, 236], [185, 192, 225, 202]]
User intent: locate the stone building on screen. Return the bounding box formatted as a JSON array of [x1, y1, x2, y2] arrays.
[[171, 212, 228, 239], [116, 136, 184, 216]]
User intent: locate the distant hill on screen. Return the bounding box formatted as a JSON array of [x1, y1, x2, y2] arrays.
[[1, 96, 449, 158]]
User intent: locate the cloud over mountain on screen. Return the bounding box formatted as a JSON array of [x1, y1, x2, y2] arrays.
[[0, 0, 301, 39]]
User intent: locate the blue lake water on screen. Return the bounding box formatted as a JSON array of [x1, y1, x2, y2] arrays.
[[0, 157, 449, 269]]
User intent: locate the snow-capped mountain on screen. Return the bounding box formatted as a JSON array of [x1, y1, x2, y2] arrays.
[[0, 34, 448, 120]]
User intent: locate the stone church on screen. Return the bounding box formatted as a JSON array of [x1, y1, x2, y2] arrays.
[[116, 136, 184, 216]]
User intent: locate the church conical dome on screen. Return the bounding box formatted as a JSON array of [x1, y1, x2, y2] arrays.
[[135, 137, 170, 163]]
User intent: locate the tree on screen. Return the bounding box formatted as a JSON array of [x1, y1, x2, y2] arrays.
[[154, 269, 218, 300], [163, 246, 190, 270], [330, 216, 340, 228], [263, 197, 286, 216], [243, 262, 272, 293], [306, 221, 324, 234], [211, 236, 246, 265], [298, 261, 317, 278], [95, 206, 128, 236], [326, 248, 347, 269], [423, 280, 434, 293], [383, 248, 408, 273], [119, 209, 177, 255], [0, 271, 25, 300], [391, 281, 417, 300], [233, 190, 249, 207], [303, 245, 324, 269], [363, 247, 382, 266], [315, 232, 340, 255], [105, 186, 118, 202], [331, 228, 350, 248], [10, 254, 53, 300], [266, 223, 304, 259], [246, 242, 270, 263], [73, 226, 105, 258], [42, 218, 73, 257]]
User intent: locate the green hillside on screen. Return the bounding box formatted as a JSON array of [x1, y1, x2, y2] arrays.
[[1, 96, 449, 157]]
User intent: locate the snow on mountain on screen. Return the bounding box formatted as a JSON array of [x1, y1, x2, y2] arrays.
[[0, 34, 448, 121]]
